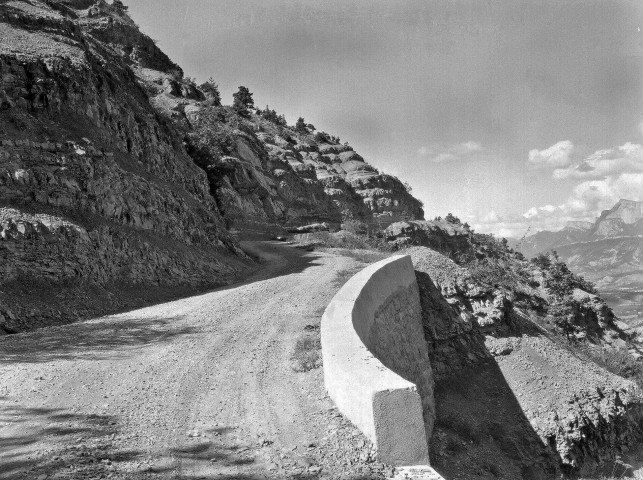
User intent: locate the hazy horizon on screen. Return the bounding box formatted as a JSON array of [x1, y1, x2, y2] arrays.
[[125, 0, 643, 237]]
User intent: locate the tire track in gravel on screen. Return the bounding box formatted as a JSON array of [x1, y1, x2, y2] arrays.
[[0, 241, 358, 480]]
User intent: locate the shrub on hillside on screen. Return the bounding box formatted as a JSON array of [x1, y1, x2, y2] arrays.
[[533, 251, 597, 297], [585, 346, 643, 388], [259, 105, 287, 126], [467, 256, 531, 293], [184, 107, 236, 176], [342, 218, 368, 236], [314, 131, 331, 143], [445, 213, 462, 225]]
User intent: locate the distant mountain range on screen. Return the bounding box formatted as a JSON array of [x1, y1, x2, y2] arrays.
[[517, 199, 642, 319]]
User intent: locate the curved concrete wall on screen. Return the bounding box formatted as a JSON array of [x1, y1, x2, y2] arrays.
[[321, 255, 434, 466]]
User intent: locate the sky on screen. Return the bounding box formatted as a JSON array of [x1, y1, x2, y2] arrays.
[[125, 0, 643, 238]]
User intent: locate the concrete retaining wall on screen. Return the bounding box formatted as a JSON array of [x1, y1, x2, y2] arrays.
[[321, 255, 434, 466]]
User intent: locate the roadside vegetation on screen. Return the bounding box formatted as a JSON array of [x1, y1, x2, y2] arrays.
[[290, 335, 322, 372]]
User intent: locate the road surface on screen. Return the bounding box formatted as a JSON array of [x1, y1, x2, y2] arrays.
[[0, 241, 362, 479]]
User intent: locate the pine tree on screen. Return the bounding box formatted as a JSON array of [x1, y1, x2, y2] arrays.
[[295, 117, 308, 134], [232, 86, 254, 115], [199, 77, 221, 106]]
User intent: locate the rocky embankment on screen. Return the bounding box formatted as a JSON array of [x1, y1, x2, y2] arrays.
[[404, 243, 643, 477], [137, 69, 424, 233], [0, 0, 247, 332]]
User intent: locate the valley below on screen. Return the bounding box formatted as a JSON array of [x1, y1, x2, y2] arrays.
[[599, 289, 643, 326]]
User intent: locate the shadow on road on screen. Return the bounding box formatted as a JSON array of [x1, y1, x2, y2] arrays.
[[0, 242, 326, 365], [0, 405, 145, 480], [0, 315, 198, 364], [0, 403, 384, 480]]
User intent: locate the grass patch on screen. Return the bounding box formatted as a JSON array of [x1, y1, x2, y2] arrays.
[[291, 230, 393, 256], [291, 336, 322, 372], [584, 346, 643, 387], [331, 267, 362, 288], [326, 248, 391, 264]]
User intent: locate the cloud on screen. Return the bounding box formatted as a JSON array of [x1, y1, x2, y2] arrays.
[[552, 142, 643, 180], [469, 141, 641, 237], [480, 209, 499, 223], [472, 211, 536, 239], [527, 140, 574, 168], [507, 141, 643, 234], [523, 204, 558, 219], [514, 173, 643, 233], [418, 141, 482, 163]]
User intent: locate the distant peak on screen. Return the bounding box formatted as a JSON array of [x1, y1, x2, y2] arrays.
[[597, 198, 642, 227], [615, 198, 640, 206]]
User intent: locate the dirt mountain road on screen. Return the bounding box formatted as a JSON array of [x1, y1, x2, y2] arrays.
[[0, 241, 367, 480]]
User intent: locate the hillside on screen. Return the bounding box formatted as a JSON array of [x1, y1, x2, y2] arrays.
[[139, 74, 424, 233], [0, 0, 424, 332]]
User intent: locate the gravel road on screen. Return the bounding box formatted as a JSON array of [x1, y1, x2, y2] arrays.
[[0, 241, 369, 480]]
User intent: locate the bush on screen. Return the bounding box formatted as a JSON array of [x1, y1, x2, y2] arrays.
[[468, 256, 531, 292], [185, 107, 235, 164], [445, 213, 462, 225], [291, 336, 322, 372], [588, 346, 643, 386], [342, 219, 368, 236], [260, 105, 287, 126], [314, 131, 331, 143], [534, 252, 597, 297]]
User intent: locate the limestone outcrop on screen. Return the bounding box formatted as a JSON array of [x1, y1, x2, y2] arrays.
[[140, 80, 425, 233], [0, 1, 247, 331]]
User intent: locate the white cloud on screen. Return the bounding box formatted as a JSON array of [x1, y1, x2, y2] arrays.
[[511, 142, 643, 233], [523, 204, 559, 219], [513, 172, 642, 234], [480, 209, 499, 223], [553, 142, 643, 180], [527, 140, 574, 168], [418, 141, 482, 163], [470, 141, 641, 237]]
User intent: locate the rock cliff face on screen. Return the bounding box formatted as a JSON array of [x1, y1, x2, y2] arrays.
[[138, 75, 425, 233], [0, 0, 247, 332]]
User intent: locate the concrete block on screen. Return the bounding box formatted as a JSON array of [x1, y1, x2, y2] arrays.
[[322, 255, 433, 466]]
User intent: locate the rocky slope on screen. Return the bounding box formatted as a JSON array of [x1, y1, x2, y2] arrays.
[[404, 243, 643, 478], [143, 86, 425, 234], [300, 215, 643, 475], [0, 0, 249, 332], [126, 50, 424, 233]]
